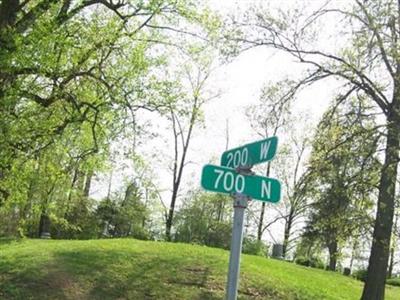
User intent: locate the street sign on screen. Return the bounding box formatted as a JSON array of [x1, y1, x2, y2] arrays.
[[220, 136, 278, 168], [201, 164, 281, 203]]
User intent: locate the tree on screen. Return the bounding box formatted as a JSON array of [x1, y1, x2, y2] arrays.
[[0, 0, 206, 199], [0, 0, 218, 238], [0, 0, 160, 218], [245, 79, 295, 241], [0, 0, 161, 181], [303, 99, 380, 271], [234, 1, 400, 297], [276, 126, 310, 259], [95, 178, 154, 240], [174, 190, 232, 249], [159, 46, 220, 241]]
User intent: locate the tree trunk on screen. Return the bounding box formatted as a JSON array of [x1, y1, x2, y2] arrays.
[[165, 99, 198, 241], [327, 240, 338, 271], [257, 163, 271, 241], [76, 169, 85, 192], [83, 170, 93, 197], [388, 243, 395, 279], [38, 209, 51, 238], [165, 186, 178, 241], [216, 195, 225, 222], [282, 208, 294, 258], [0, 0, 19, 29], [107, 170, 113, 199], [257, 202, 266, 241], [349, 238, 359, 273], [64, 168, 79, 217], [388, 212, 398, 279], [361, 106, 400, 300]]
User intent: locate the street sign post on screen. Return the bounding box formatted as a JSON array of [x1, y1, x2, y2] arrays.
[[200, 135, 281, 300], [201, 164, 281, 203], [226, 194, 248, 300], [220, 136, 278, 168]]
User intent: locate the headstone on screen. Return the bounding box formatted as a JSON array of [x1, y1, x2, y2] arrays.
[[272, 244, 283, 259], [39, 213, 51, 239], [40, 232, 51, 239], [343, 267, 351, 276], [102, 221, 109, 237]]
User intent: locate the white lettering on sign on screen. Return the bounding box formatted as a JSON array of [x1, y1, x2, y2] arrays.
[[261, 180, 271, 198], [241, 148, 248, 166], [226, 153, 234, 167], [235, 175, 245, 193], [260, 141, 271, 160], [234, 151, 241, 167], [224, 172, 235, 191], [213, 169, 246, 193], [214, 169, 224, 188], [226, 148, 249, 168]]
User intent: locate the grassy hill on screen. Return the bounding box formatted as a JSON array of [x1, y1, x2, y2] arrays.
[[0, 239, 398, 299]]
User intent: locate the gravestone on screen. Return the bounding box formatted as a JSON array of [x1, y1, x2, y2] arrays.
[[39, 213, 51, 239], [272, 244, 283, 259]]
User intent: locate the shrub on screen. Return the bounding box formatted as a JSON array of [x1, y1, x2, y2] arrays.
[[295, 256, 310, 267], [352, 269, 368, 282], [294, 256, 324, 269], [242, 237, 269, 257], [386, 278, 400, 287], [206, 222, 232, 250]]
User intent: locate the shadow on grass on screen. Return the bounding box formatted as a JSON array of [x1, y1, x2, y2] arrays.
[[56, 248, 223, 300], [0, 237, 21, 246], [0, 246, 222, 299]]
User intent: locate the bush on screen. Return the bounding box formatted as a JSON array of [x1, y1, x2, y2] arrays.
[[206, 222, 232, 249], [352, 269, 368, 282], [50, 214, 99, 239], [242, 237, 269, 257], [295, 256, 310, 267], [386, 278, 400, 287], [294, 256, 324, 269]]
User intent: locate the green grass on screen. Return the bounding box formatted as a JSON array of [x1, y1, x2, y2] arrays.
[[0, 239, 398, 299]]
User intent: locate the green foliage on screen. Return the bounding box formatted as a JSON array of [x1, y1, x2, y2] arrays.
[[301, 98, 380, 268], [0, 0, 218, 240], [353, 269, 368, 283], [242, 236, 269, 257], [51, 196, 100, 240], [386, 278, 400, 287], [294, 256, 325, 269], [95, 182, 153, 240], [174, 191, 232, 249]]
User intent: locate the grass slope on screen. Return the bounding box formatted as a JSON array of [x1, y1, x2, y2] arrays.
[[0, 239, 398, 299]]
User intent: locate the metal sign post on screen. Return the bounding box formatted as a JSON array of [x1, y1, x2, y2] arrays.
[[226, 193, 249, 300]]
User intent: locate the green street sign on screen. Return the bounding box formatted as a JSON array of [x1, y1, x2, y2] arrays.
[[201, 164, 281, 203], [220, 136, 278, 168]]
